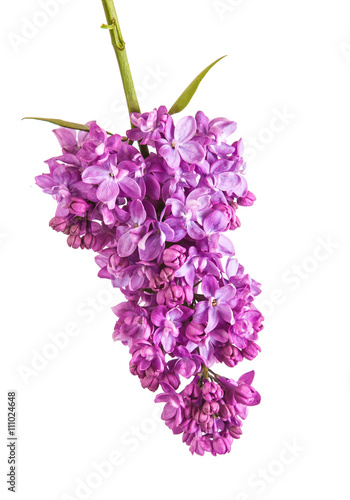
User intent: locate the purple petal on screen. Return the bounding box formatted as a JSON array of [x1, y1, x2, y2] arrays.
[[126, 128, 144, 141], [193, 301, 208, 324], [151, 306, 167, 327], [158, 222, 175, 241], [165, 217, 187, 242], [175, 260, 195, 286], [35, 174, 56, 190], [114, 205, 130, 223], [162, 334, 176, 353], [139, 231, 164, 261], [175, 116, 196, 143], [215, 284, 235, 302], [210, 329, 229, 342], [143, 200, 157, 220], [82, 166, 109, 184], [119, 176, 141, 199], [129, 225, 147, 244], [232, 174, 248, 197], [155, 393, 170, 404], [167, 199, 187, 218], [202, 274, 219, 298], [218, 172, 247, 197], [139, 358, 151, 370], [179, 141, 205, 164], [129, 199, 146, 225], [53, 128, 77, 151], [203, 210, 228, 234], [129, 271, 145, 291], [167, 308, 183, 322], [187, 221, 206, 240], [206, 308, 219, 332], [226, 257, 239, 277], [239, 371, 255, 385], [105, 134, 122, 150], [216, 303, 233, 323], [117, 160, 140, 173], [163, 116, 175, 142], [144, 174, 160, 200], [96, 178, 119, 203], [117, 231, 137, 257], [100, 205, 116, 225], [162, 404, 177, 419], [159, 144, 180, 169], [209, 117, 237, 137], [217, 234, 235, 256]]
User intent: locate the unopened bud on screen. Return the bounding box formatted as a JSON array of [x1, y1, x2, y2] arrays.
[[67, 234, 81, 249], [49, 217, 67, 232]]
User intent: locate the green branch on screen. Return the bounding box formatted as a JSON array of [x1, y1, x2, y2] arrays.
[[101, 0, 148, 157]]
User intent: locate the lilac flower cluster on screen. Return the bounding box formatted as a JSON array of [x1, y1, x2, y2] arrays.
[[35, 107, 263, 455]]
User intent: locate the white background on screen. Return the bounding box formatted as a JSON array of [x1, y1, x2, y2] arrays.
[[1, 0, 350, 499]]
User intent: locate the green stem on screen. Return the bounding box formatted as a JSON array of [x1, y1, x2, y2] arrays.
[[101, 0, 148, 157]]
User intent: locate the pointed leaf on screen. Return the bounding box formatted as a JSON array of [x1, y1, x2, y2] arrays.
[[168, 56, 227, 115], [22, 117, 113, 136]]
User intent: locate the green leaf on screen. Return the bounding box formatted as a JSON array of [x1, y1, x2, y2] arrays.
[[22, 117, 113, 135], [168, 56, 227, 115]]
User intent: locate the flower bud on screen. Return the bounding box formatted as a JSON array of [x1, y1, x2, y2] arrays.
[[219, 344, 243, 367], [202, 401, 219, 415], [185, 323, 207, 343], [234, 383, 261, 406], [160, 267, 175, 282], [165, 284, 184, 307], [242, 341, 261, 360], [81, 233, 96, 250], [141, 367, 160, 392], [69, 197, 89, 215], [237, 191, 256, 207], [202, 381, 224, 402], [69, 224, 81, 236], [212, 436, 230, 455], [149, 274, 165, 292], [183, 284, 193, 303], [228, 425, 243, 439], [67, 234, 81, 249], [219, 404, 234, 420], [49, 216, 67, 232], [162, 245, 186, 269], [183, 380, 201, 402]]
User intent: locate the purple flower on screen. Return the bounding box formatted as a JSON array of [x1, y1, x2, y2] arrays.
[[195, 111, 237, 157], [127, 106, 168, 145], [175, 247, 222, 287], [35, 160, 80, 216], [112, 302, 152, 346], [35, 106, 263, 456], [206, 158, 248, 198], [151, 305, 191, 352], [82, 156, 141, 209], [155, 383, 185, 428], [129, 340, 165, 390], [193, 274, 236, 332], [138, 221, 175, 261], [219, 371, 261, 407], [157, 116, 205, 169], [116, 200, 148, 257], [77, 122, 122, 164], [53, 127, 79, 155]]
